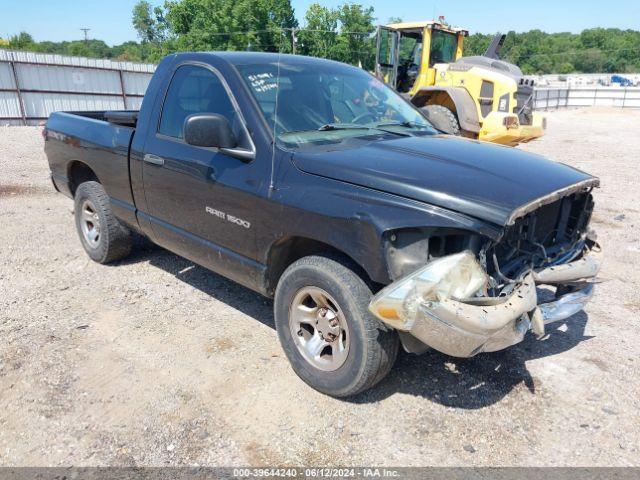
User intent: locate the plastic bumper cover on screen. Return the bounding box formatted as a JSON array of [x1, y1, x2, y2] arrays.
[[370, 243, 602, 358]]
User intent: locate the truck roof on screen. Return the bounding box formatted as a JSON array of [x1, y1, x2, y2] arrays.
[[169, 51, 348, 68]]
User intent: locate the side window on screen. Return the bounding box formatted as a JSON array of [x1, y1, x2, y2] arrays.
[[158, 65, 238, 140]]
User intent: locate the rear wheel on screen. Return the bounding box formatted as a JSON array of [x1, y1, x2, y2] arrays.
[[74, 181, 132, 263], [274, 255, 399, 397], [420, 104, 461, 135]]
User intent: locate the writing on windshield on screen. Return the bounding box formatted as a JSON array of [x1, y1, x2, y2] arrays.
[[237, 60, 435, 147]]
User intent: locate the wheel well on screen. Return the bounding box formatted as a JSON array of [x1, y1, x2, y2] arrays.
[[412, 87, 481, 134], [265, 236, 371, 295], [422, 91, 457, 113], [68, 161, 99, 196]]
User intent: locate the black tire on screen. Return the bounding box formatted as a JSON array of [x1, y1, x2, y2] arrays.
[[274, 255, 399, 397], [74, 181, 132, 264], [420, 104, 461, 135]]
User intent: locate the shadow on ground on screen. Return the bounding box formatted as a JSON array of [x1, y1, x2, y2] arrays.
[[117, 245, 275, 330], [119, 246, 593, 409], [351, 312, 591, 408]]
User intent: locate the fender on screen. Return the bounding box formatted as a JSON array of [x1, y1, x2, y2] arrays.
[[411, 86, 481, 133]]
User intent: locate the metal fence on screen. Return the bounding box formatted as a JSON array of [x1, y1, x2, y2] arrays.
[[0, 49, 155, 125], [533, 87, 640, 110]]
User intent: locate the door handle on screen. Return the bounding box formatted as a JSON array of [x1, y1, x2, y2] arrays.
[[143, 154, 165, 166]]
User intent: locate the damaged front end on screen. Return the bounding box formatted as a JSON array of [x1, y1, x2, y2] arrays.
[[369, 189, 602, 358]]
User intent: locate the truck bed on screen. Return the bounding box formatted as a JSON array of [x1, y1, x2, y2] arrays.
[[63, 110, 139, 128], [44, 110, 140, 228]]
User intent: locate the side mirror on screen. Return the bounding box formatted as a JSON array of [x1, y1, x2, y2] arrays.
[[184, 113, 237, 149]]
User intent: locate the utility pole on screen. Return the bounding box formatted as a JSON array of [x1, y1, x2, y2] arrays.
[[282, 27, 298, 54], [291, 27, 297, 55], [80, 28, 90, 43]]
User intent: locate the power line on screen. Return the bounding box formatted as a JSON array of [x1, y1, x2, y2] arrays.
[[175, 26, 375, 38]]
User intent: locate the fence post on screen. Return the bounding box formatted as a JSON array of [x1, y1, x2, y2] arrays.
[[545, 89, 549, 110], [9, 54, 27, 125], [622, 87, 627, 109], [118, 69, 127, 110]]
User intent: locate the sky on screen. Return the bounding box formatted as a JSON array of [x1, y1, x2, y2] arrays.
[[0, 0, 639, 46]]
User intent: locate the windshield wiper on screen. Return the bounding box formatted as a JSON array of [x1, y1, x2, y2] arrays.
[[318, 123, 410, 137], [317, 123, 371, 131], [377, 120, 448, 135], [376, 121, 416, 128]]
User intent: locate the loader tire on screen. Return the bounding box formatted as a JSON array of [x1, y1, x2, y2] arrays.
[[420, 104, 461, 135]]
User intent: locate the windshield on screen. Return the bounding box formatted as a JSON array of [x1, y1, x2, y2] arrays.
[[236, 60, 436, 148], [429, 30, 458, 67]]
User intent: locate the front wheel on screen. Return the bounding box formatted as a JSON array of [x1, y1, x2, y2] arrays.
[[274, 255, 399, 397]]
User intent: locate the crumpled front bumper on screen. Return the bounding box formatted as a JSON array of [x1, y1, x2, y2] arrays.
[[370, 242, 602, 358]]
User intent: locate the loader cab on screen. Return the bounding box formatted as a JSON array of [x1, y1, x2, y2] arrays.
[[375, 22, 467, 94]]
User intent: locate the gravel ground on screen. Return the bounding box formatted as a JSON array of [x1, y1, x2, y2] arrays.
[[1, 108, 639, 467]]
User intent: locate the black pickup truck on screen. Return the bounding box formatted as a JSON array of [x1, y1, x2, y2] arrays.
[[45, 52, 602, 397]]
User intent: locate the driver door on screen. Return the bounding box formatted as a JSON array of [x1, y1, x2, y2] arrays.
[[141, 64, 258, 266]]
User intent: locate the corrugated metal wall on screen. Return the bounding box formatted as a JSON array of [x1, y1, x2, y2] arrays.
[[0, 49, 155, 125], [534, 87, 640, 110]]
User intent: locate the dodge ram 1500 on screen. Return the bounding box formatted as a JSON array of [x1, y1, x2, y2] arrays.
[[44, 52, 602, 397]]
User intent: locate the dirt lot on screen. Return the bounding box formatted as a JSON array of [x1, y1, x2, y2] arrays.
[[1, 108, 639, 467]]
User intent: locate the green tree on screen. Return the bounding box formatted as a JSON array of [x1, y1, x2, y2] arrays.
[[164, 0, 296, 53], [132, 0, 170, 61], [464, 33, 492, 56], [300, 3, 375, 68], [8, 32, 35, 50], [111, 41, 145, 61], [298, 4, 339, 58], [334, 3, 376, 68], [574, 49, 607, 73], [132, 1, 168, 43]]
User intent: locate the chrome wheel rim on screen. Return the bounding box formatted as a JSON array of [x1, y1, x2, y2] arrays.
[[80, 199, 101, 249], [289, 286, 350, 371]]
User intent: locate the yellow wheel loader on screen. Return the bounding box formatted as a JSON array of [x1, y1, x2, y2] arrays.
[[375, 21, 546, 146]]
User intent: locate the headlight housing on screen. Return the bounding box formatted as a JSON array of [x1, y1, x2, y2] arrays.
[[369, 251, 488, 330]]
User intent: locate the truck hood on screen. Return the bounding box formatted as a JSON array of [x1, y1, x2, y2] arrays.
[[292, 135, 598, 226]]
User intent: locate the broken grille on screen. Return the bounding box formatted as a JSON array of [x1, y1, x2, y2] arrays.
[[489, 191, 594, 278]]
